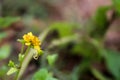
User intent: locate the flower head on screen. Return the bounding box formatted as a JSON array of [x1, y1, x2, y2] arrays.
[[23, 32, 42, 54], [23, 32, 34, 46]]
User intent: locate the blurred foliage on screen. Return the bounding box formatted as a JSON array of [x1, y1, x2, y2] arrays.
[[112, 0, 120, 15], [104, 50, 120, 80], [0, 32, 7, 41], [49, 22, 76, 37], [71, 40, 98, 58], [1, 0, 120, 80], [7, 67, 18, 76], [89, 6, 111, 38], [0, 44, 11, 60], [91, 68, 109, 80], [47, 54, 58, 66], [0, 66, 8, 77], [93, 6, 109, 27], [2, 0, 48, 18], [32, 68, 57, 80], [0, 17, 20, 29]]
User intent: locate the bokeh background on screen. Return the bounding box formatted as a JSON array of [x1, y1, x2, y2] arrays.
[[1, 0, 120, 80]]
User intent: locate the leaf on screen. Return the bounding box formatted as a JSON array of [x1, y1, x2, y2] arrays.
[[90, 39, 120, 79], [46, 75, 58, 80], [0, 66, 8, 77], [8, 60, 15, 67], [50, 22, 75, 37], [47, 54, 58, 66], [18, 54, 24, 62], [33, 68, 48, 80], [17, 39, 25, 43], [91, 68, 109, 80], [71, 40, 98, 58], [90, 6, 110, 38], [0, 17, 20, 29], [33, 68, 58, 80], [7, 67, 18, 75], [0, 44, 11, 60], [91, 40, 120, 79], [93, 6, 110, 27], [104, 50, 120, 80], [112, 0, 120, 15]]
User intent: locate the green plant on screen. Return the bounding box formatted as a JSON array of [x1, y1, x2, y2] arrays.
[[7, 32, 43, 80]]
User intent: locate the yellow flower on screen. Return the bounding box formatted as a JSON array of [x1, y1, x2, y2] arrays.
[[33, 46, 42, 60], [34, 46, 42, 54], [23, 32, 42, 53], [32, 36, 41, 46], [23, 32, 34, 46]]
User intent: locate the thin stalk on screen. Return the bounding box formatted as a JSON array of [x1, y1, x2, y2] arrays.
[[24, 46, 30, 57], [15, 46, 30, 80]]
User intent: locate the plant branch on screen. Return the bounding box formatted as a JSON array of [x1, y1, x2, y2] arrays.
[[15, 28, 51, 80], [15, 46, 30, 80]]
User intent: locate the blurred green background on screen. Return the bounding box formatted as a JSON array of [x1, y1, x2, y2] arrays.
[[1, 0, 120, 80]]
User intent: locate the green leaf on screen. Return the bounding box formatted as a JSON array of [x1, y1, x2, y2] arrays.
[[0, 44, 11, 60], [33, 68, 48, 80], [8, 60, 15, 67], [91, 68, 109, 80], [93, 6, 110, 27], [50, 22, 75, 37], [33, 68, 58, 80], [7, 67, 18, 75], [71, 40, 98, 58], [0, 17, 20, 29], [47, 54, 58, 66], [104, 50, 120, 80], [0, 66, 8, 77], [92, 40, 120, 79], [17, 39, 25, 43], [90, 6, 110, 38], [112, 0, 120, 15], [46, 75, 58, 80], [18, 54, 24, 62]]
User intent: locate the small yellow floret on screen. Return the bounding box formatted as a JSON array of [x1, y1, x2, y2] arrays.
[[23, 32, 34, 46], [33, 37, 41, 46], [34, 46, 42, 53]]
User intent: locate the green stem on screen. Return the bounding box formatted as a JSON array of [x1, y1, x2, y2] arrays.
[[24, 46, 31, 58], [91, 67, 109, 80], [15, 46, 30, 80]]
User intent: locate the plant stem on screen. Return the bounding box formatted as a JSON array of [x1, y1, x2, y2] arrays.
[[15, 28, 51, 80], [15, 46, 30, 80]]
